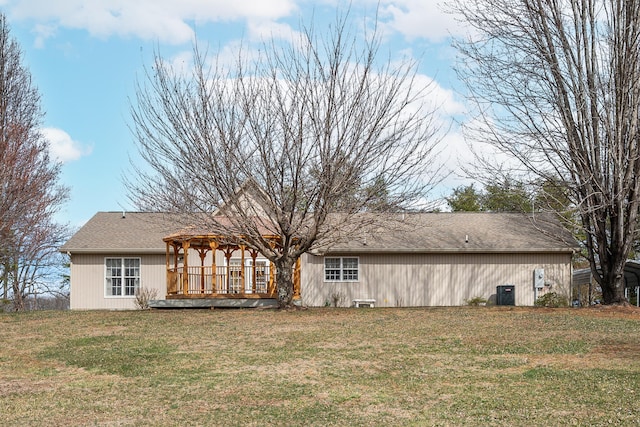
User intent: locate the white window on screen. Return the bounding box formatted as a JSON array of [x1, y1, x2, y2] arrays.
[[227, 258, 270, 293], [324, 257, 359, 282], [105, 258, 140, 297], [252, 260, 269, 293], [229, 259, 242, 293]]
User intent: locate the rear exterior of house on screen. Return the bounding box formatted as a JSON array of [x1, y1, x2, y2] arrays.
[[301, 252, 571, 307], [61, 211, 576, 309], [61, 212, 295, 309], [301, 213, 575, 307], [61, 212, 171, 310], [68, 252, 166, 310]]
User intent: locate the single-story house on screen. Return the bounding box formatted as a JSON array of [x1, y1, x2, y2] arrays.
[[60, 211, 577, 309]]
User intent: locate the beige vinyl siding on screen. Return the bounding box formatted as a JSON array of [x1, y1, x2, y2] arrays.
[[301, 252, 572, 307], [70, 253, 166, 310]]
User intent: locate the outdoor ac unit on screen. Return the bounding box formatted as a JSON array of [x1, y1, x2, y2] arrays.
[[496, 285, 515, 306]]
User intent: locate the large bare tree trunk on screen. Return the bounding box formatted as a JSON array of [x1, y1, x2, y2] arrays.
[[274, 257, 295, 309], [599, 271, 626, 305], [596, 240, 628, 304], [12, 278, 25, 311]]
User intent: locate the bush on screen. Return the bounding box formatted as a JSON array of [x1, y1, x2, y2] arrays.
[[465, 296, 487, 306], [134, 287, 159, 310], [535, 292, 569, 308], [331, 291, 346, 307]]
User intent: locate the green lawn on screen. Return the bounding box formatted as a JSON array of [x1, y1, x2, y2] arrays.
[[1, 306, 639, 426]]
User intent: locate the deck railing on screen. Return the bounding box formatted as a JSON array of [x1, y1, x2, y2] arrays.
[[167, 265, 276, 298]]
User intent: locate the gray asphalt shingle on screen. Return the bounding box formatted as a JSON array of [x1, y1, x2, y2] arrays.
[[60, 211, 576, 254]]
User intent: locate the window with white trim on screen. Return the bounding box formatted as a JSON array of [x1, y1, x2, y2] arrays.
[[229, 259, 242, 294], [252, 260, 269, 294], [105, 258, 140, 296], [324, 257, 359, 281]]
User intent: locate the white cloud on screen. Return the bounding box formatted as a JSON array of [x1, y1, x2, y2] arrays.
[[4, 0, 469, 46], [32, 23, 57, 49], [167, 49, 195, 74], [415, 73, 466, 117], [246, 18, 300, 43], [377, 0, 467, 42], [5, 0, 298, 45], [43, 127, 92, 163]]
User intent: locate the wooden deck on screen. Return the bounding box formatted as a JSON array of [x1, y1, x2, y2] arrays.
[[165, 264, 300, 300], [167, 265, 276, 298]]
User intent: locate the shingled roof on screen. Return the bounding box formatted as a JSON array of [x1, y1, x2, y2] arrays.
[[318, 212, 577, 254], [60, 212, 177, 254], [60, 211, 577, 255]]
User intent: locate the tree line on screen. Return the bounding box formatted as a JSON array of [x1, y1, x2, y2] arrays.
[[445, 178, 572, 214]]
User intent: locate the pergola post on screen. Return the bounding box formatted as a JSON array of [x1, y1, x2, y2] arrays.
[[240, 245, 246, 293], [182, 241, 190, 295], [224, 247, 233, 293], [165, 241, 171, 295], [294, 257, 301, 298], [198, 247, 207, 293], [173, 243, 180, 270], [268, 260, 275, 295], [165, 241, 170, 271], [210, 241, 218, 293], [250, 250, 258, 294], [166, 242, 181, 295], [267, 239, 278, 295]]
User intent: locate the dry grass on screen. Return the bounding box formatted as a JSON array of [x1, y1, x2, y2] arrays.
[[1, 306, 639, 426]]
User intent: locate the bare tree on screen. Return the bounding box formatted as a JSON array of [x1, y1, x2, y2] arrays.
[[128, 12, 444, 308], [449, 0, 640, 304], [0, 14, 70, 310], [7, 218, 70, 311]]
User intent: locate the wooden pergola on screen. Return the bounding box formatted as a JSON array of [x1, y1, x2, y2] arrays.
[[163, 233, 300, 299]]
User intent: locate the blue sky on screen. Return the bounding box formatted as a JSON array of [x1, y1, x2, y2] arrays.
[[1, 0, 472, 228]]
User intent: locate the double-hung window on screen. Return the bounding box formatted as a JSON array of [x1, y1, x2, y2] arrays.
[[324, 257, 359, 282], [105, 258, 140, 296], [229, 259, 242, 293]]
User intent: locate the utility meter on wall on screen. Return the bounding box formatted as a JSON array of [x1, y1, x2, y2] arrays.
[[534, 268, 545, 289]]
